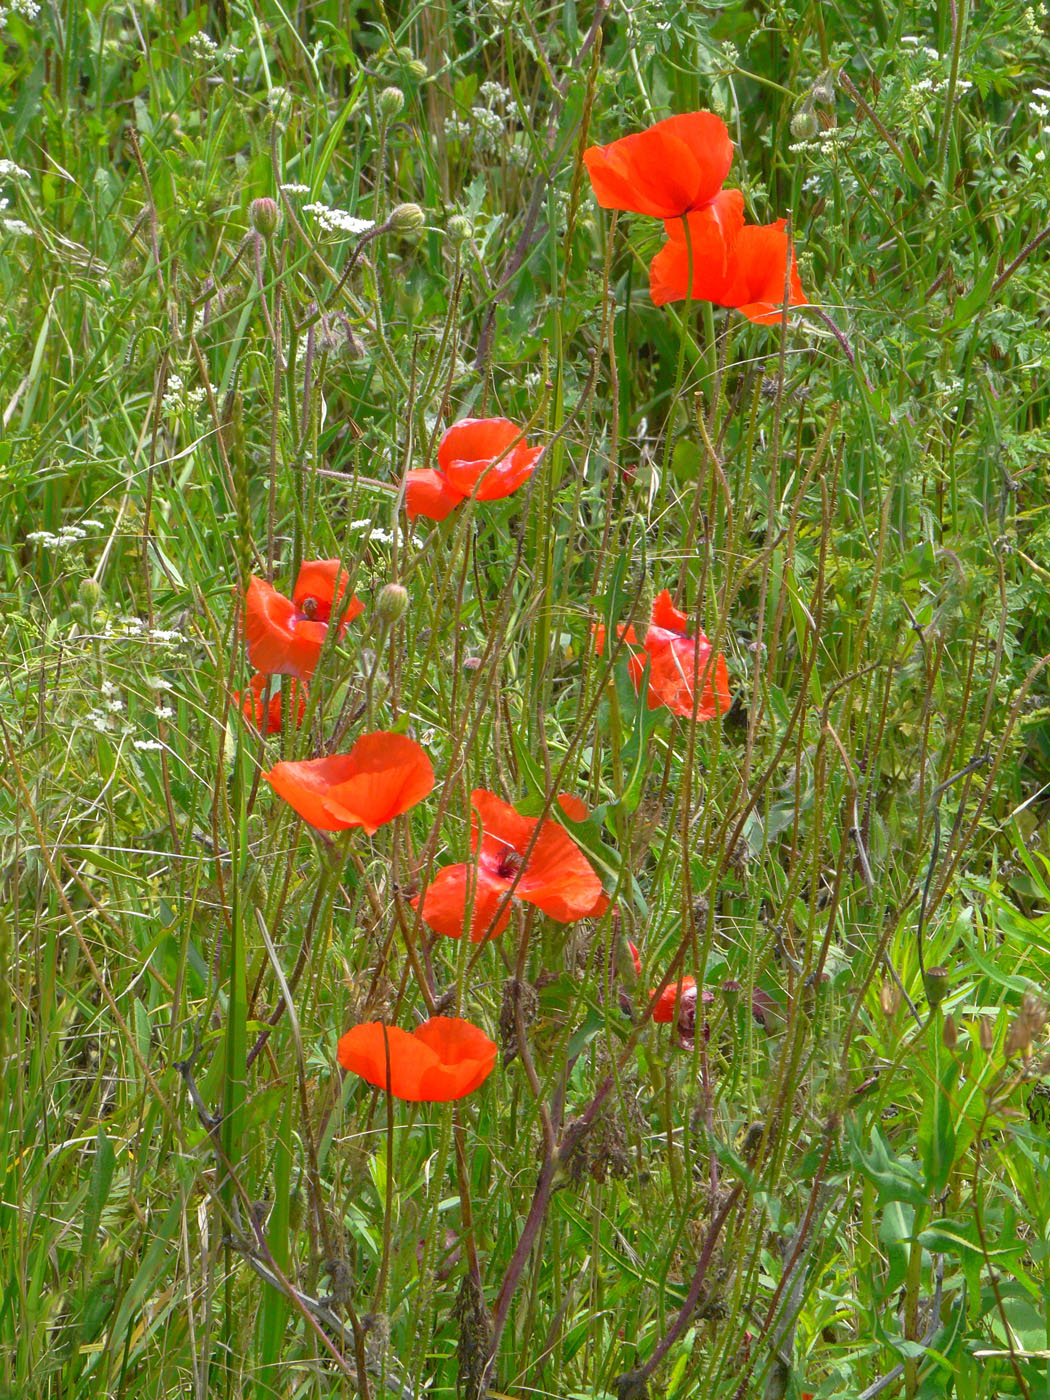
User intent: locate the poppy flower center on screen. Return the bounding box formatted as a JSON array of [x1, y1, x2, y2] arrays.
[[496, 850, 524, 880], [299, 596, 319, 620]]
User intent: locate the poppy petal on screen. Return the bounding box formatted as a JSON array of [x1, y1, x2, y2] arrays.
[[292, 560, 362, 626], [514, 820, 602, 922], [264, 732, 433, 833], [413, 1017, 498, 1098], [337, 1023, 429, 1099], [652, 976, 697, 1023], [649, 226, 733, 308], [414, 862, 513, 942], [404, 468, 466, 522], [437, 418, 520, 473], [584, 112, 733, 219], [649, 589, 690, 633], [470, 789, 535, 861], [337, 1018, 496, 1102], [244, 577, 300, 676]]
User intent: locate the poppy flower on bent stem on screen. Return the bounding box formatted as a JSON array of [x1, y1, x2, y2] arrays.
[[650, 216, 807, 326], [338, 1016, 497, 1102], [404, 418, 543, 523], [583, 112, 741, 225], [414, 789, 603, 942], [236, 674, 307, 735], [244, 559, 363, 680], [264, 730, 434, 834], [596, 589, 731, 721]]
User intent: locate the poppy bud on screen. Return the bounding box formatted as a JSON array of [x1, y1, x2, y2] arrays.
[[446, 215, 471, 244], [378, 86, 405, 119], [249, 197, 280, 239], [942, 1012, 958, 1050], [924, 965, 950, 1010], [790, 109, 819, 141], [376, 582, 408, 625], [389, 202, 425, 233], [812, 70, 836, 105], [78, 577, 102, 614]]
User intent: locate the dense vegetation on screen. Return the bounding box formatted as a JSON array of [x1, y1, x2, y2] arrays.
[[2, 1, 1050, 1397]]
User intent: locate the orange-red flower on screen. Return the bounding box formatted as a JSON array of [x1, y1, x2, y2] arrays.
[[596, 590, 731, 720], [237, 673, 306, 734], [583, 112, 740, 224], [264, 731, 434, 834], [404, 418, 543, 522], [337, 1016, 496, 1101], [244, 560, 363, 679], [415, 790, 603, 941], [650, 216, 807, 325], [652, 976, 698, 1023]]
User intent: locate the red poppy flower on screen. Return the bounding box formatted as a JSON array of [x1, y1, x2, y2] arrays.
[[414, 789, 602, 941], [337, 1016, 496, 1101], [595, 590, 731, 720], [264, 731, 434, 834], [404, 418, 543, 522], [555, 793, 611, 916], [244, 560, 364, 679], [237, 673, 306, 734], [650, 217, 807, 325], [583, 112, 739, 223]]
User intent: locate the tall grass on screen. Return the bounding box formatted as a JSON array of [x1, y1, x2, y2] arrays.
[[2, 1, 1050, 1398]]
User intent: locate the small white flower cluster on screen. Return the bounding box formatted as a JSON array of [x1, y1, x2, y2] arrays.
[[27, 522, 99, 548], [161, 372, 207, 415], [280, 183, 311, 195], [97, 618, 186, 648], [133, 739, 164, 752], [2, 218, 33, 238], [149, 676, 174, 692], [479, 81, 510, 107], [154, 705, 174, 720], [303, 202, 375, 238], [0, 0, 41, 21], [188, 30, 241, 64], [788, 126, 849, 156], [0, 159, 29, 181]]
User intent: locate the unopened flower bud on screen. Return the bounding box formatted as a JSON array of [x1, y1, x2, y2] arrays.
[[879, 980, 900, 1018], [376, 582, 409, 625], [812, 71, 836, 105], [378, 86, 405, 119], [389, 202, 425, 233], [249, 197, 280, 239], [790, 109, 819, 141], [78, 577, 102, 614], [979, 1015, 995, 1053], [942, 1012, 958, 1050], [446, 215, 472, 244], [407, 59, 428, 81], [924, 965, 950, 1010]]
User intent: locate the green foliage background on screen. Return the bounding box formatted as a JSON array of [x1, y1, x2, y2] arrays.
[[2, 0, 1050, 1398]]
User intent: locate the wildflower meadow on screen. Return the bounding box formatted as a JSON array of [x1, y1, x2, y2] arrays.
[[3, 1, 1050, 1397]]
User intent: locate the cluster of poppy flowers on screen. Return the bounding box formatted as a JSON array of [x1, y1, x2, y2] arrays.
[[584, 111, 807, 323], [232, 106, 800, 1109]]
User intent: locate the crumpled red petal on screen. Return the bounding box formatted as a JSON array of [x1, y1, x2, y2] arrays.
[[264, 731, 434, 834]]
